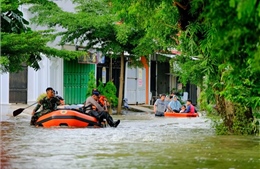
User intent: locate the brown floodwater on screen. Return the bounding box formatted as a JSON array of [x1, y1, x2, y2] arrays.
[[1, 109, 259, 169]]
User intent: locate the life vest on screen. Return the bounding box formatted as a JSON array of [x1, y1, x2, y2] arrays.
[[98, 95, 107, 106], [189, 104, 195, 114]]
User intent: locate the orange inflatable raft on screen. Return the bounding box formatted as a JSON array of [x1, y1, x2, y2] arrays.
[[164, 112, 199, 117], [35, 109, 103, 128]]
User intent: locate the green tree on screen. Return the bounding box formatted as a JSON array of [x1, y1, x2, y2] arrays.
[[28, 0, 149, 114], [0, 0, 83, 73], [175, 0, 260, 135], [109, 0, 260, 134]]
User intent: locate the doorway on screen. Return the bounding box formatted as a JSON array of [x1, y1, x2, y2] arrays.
[[9, 68, 28, 103]]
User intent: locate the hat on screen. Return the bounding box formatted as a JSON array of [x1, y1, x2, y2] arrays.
[[92, 90, 100, 96]]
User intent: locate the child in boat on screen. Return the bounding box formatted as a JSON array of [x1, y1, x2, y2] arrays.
[[184, 99, 195, 113], [179, 105, 186, 113]]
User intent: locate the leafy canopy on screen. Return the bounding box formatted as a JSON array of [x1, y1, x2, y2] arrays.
[[109, 0, 260, 134], [0, 0, 84, 73]]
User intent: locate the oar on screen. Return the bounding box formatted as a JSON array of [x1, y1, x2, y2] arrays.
[[13, 102, 38, 117]]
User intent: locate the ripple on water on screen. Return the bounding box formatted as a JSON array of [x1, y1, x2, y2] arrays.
[[1, 113, 259, 169]]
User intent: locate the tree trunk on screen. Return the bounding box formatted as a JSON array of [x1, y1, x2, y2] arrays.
[[117, 52, 124, 114], [215, 93, 255, 134], [224, 100, 235, 132], [215, 94, 226, 117], [109, 57, 113, 81], [215, 94, 235, 132]]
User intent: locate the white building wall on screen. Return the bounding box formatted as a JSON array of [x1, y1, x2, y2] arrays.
[[0, 73, 10, 104], [124, 62, 146, 104], [26, 57, 64, 104]]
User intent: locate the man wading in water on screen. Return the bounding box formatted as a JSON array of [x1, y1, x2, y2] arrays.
[[84, 90, 120, 127], [153, 94, 167, 116]]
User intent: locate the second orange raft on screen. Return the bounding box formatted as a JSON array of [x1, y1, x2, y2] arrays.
[[164, 112, 199, 117]]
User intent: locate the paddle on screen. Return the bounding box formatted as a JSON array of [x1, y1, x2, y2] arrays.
[[13, 102, 38, 117]]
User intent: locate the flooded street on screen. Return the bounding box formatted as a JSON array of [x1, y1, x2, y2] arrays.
[[1, 105, 259, 169]]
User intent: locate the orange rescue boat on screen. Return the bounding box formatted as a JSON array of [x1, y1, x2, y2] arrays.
[[35, 109, 104, 128], [164, 112, 199, 117]]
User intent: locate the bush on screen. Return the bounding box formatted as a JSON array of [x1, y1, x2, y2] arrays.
[[97, 80, 118, 107], [86, 70, 97, 97]]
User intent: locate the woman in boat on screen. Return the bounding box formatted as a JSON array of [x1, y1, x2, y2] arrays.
[[167, 96, 182, 113]]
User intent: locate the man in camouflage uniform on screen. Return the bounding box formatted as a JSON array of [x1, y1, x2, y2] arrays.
[[30, 87, 64, 125]]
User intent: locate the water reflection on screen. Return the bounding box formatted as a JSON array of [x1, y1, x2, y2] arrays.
[[1, 112, 259, 169]]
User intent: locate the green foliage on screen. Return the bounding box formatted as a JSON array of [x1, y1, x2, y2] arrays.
[[113, 0, 260, 134], [97, 80, 118, 107], [213, 119, 230, 135], [252, 109, 260, 135], [0, 0, 84, 73], [28, 0, 148, 62], [111, 0, 179, 56], [82, 70, 119, 107], [86, 70, 97, 97], [198, 90, 215, 113], [177, 0, 260, 134]]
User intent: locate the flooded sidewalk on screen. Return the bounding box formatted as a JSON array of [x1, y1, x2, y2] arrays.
[[1, 104, 259, 169], [0, 103, 34, 122]]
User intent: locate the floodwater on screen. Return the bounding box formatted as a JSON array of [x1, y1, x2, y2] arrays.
[[1, 107, 260, 169]]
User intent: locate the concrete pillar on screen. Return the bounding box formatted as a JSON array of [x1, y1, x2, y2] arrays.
[[0, 73, 9, 104]]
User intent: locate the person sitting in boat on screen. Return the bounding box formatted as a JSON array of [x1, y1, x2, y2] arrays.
[[154, 93, 167, 116], [30, 87, 64, 125], [54, 91, 65, 106], [179, 105, 186, 113], [84, 90, 120, 127], [167, 95, 182, 113], [98, 95, 109, 110], [91, 94, 109, 112], [183, 99, 195, 113]]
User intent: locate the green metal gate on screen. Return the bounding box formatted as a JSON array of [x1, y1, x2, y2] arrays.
[[64, 59, 95, 104]]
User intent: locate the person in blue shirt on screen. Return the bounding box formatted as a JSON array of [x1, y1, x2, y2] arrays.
[[167, 96, 182, 113]]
